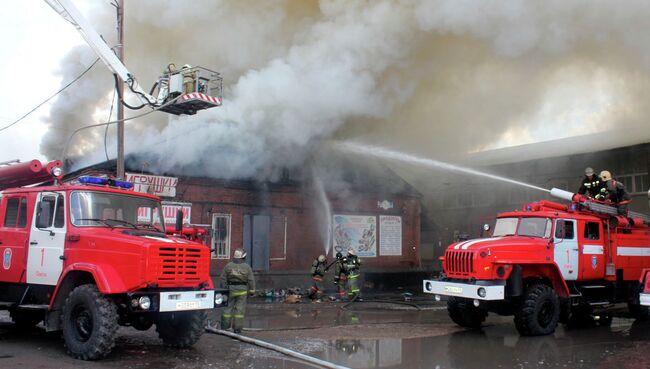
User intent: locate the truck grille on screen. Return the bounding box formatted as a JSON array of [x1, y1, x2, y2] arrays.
[[445, 250, 474, 276], [149, 246, 209, 287]]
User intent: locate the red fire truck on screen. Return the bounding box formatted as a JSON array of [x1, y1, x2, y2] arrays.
[[0, 161, 225, 360], [424, 188, 650, 336]]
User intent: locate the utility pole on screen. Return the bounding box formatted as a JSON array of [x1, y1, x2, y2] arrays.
[[116, 0, 125, 179]]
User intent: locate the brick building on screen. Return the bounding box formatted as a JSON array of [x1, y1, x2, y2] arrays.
[[67, 158, 423, 289]]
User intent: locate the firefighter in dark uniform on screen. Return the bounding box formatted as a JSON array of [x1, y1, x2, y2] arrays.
[[220, 248, 255, 333], [308, 255, 327, 302], [343, 248, 362, 300], [333, 252, 347, 301], [597, 170, 631, 215], [578, 167, 602, 198]]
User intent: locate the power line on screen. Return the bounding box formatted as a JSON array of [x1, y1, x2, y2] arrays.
[[61, 95, 180, 164], [0, 58, 101, 133], [104, 88, 117, 161]]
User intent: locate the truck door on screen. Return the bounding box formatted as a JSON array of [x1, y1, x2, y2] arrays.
[[553, 219, 579, 280], [26, 192, 66, 285], [579, 221, 605, 280], [0, 195, 30, 283]]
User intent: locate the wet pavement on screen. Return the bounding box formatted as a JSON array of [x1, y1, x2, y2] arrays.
[[1, 298, 650, 369]]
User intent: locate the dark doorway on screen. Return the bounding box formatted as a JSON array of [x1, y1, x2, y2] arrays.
[[243, 215, 270, 271]]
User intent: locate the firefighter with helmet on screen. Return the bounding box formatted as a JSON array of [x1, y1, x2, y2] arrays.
[[578, 167, 602, 198], [308, 254, 327, 302], [220, 248, 255, 333], [597, 170, 631, 215], [343, 248, 362, 300], [333, 252, 347, 301]]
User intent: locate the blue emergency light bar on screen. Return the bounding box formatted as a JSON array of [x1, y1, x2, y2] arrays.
[[78, 176, 134, 189]]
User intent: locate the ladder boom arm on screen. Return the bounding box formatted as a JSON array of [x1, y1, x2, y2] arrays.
[[44, 0, 157, 106]]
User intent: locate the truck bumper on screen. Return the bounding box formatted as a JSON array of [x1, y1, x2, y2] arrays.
[[640, 293, 650, 307], [423, 279, 505, 301], [158, 290, 215, 312]]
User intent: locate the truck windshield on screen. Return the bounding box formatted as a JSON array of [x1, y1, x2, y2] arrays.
[[70, 191, 165, 231], [493, 217, 552, 238]]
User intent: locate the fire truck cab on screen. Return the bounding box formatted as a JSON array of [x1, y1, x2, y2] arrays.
[[0, 162, 224, 360], [424, 189, 650, 336]]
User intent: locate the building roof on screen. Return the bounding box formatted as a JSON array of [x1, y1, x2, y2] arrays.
[[65, 154, 421, 198], [468, 130, 650, 166]]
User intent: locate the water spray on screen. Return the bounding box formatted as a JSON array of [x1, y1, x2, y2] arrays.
[[312, 169, 333, 256], [333, 141, 550, 193]]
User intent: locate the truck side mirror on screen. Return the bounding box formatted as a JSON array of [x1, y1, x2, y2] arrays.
[[175, 210, 183, 232], [36, 201, 52, 229]]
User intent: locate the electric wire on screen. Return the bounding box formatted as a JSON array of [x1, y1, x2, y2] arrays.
[[60, 95, 181, 165], [113, 74, 147, 110], [0, 58, 101, 133], [103, 88, 117, 161]]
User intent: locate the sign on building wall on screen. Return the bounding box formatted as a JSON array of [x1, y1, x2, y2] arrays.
[[161, 202, 192, 225], [333, 215, 376, 257], [379, 215, 402, 256], [125, 173, 178, 197], [137, 202, 192, 225]]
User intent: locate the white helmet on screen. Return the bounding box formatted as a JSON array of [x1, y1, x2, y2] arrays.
[[585, 167, 594, 176], [347, 248, 355, 256], [233, 248, 247, 259], [599, 170, 612, 181], [317, 255, 326, 263]]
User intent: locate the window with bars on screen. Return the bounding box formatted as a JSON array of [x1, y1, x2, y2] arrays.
[[211, 214, 231, 259]]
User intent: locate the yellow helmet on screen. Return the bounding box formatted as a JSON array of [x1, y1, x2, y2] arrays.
[[599, 170, 612, 181]]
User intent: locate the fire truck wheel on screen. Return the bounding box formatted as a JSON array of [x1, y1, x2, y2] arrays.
[[156, 310, 207, 348], [61, 284, 118, 360], [514, 284, 560, 336], [447, 297, 487, 329], [9, 309, 44, 328], [628, 302, 650, 321]]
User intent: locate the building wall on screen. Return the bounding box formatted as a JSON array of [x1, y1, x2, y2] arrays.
[[171, 177, 421, 276]]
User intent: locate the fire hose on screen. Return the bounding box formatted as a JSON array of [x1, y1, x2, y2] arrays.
[[205, 323, 350, 369]]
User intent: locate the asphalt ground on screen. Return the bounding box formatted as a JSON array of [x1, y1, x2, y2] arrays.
[[1, 297, 650, 369]]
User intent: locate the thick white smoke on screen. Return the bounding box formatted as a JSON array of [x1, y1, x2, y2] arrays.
[[42, 0, 650, 182]]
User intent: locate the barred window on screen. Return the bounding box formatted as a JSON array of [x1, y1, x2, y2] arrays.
[[211, 214, 231, 259]]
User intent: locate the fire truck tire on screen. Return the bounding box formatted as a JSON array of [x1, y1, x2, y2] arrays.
[[61, 284, 118, 360], [447, 297, 487, 329], [628, 302, 650, 321], [9, 309, 44, 328], [156, 310, 207, 348], [514, 284, 560, 336]]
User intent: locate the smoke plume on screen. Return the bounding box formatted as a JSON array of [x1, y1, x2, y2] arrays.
[[42, 0, 650, 184]]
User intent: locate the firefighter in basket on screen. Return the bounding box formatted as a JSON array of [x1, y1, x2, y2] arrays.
[[220, 248, 255, 334]]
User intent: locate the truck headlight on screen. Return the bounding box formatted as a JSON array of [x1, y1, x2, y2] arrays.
[[138, 296, 152, 310], [215, 293, 224, 305]]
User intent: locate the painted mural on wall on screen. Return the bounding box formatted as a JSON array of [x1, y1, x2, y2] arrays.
[[333, 214, 377, 257]]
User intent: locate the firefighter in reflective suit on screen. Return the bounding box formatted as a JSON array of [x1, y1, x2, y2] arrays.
[[308, 255, 327, 302], [220, 248, 255, 333], [333, 252, 347, 300], [343, 248, 362, 300]]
